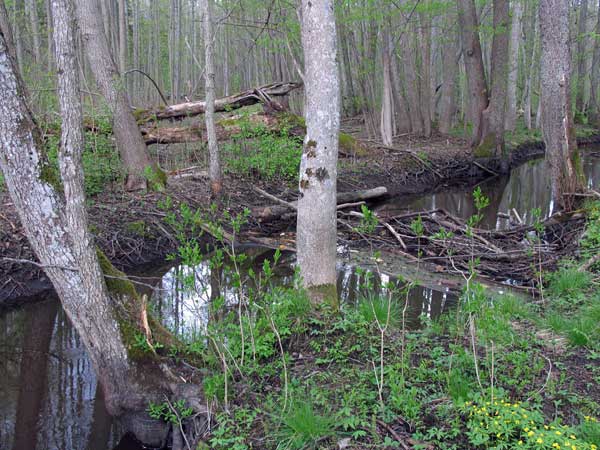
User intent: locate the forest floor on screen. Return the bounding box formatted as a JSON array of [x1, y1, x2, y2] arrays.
[[1, 121, 599, 304]]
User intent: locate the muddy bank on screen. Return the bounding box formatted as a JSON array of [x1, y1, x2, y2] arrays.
[[1, 133, 599, 304]]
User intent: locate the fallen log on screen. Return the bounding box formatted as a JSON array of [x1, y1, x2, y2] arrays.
[[252, 186, 388, 222], [137, 81, 302, 123], [139, 111, 369, 158]]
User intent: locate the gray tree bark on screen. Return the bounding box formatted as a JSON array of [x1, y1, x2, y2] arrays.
[[575, 0, 589, 115], [480, 0, 510, 168], [539, 0, 583, 210], [439, 11, 459, 134], [457, 0, 489, 146], [588, 2, 600, 127], [201, 0, 222, 196], [297, 0, 340, 306], [118, 0, 127, 74], [505, 0, 523, 131], [74, 0, 157, 191], [25, 0, 41, 63]]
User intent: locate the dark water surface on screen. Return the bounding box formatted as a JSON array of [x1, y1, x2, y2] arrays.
[[4, 148, 598, 449], [0, 253, 457, 449], [376, 147, 600, 229]]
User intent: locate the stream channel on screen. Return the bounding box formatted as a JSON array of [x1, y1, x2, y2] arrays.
[[1, 147, 599, 449]]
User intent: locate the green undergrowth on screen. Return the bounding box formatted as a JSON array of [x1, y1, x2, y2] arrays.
[[41, 116, 123, 196], [143, 201, 600, 450], [222, 112, 303, 181]]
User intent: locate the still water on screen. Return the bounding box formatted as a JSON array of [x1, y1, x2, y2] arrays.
[[0, 254, 456, 449], [376, 148, 600, 229]]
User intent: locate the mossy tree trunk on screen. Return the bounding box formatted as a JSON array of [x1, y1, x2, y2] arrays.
[[0, 5, 186, 444]]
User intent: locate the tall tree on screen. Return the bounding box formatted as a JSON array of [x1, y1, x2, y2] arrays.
[[297, 0, 340, 305], [0, 3, 191, 446], [74, 0, 160, 191], [575, 0, 589, 115], [505, 0, 523, 131], [589, 2, 600, 127], [480, 0, 510, 168], [201, 0, 222, 197], [439, 10, 459, 134], [539, 0, 583, 210], [25, 0, 41, 63], [457, 0, 488, 146]]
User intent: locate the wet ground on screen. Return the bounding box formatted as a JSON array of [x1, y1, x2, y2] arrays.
[[1, 147, 599, 449]]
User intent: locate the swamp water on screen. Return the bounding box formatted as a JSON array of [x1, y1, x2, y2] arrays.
[[376, 147, 600, 229], [0, 253, 457, 450], [2, 147, 600, 449]]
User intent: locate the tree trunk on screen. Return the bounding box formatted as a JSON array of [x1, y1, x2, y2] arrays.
[[380, 29, 394, 146], [74, 0, 158, 191], [0, 1, 17, 62], [457, 0, 489, 146], [479, 0, 510, 168], [201, 0, 222, 197], [138, 82, 302, 122], [419, 7, 432, 138], [588, 3, 600, 127], [25, 0, 41, 63], [297, 0, 340, 306], [575, 0, 589, 115], [539, 0, 583, 210], [505, 0, 523, 132], [439, 11, 459, 134], [118, 0, 127, 74]]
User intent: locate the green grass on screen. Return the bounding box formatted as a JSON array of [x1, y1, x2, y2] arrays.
[[276, 401, 338, 450]]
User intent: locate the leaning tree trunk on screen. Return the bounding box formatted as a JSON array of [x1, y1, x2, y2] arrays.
[[539, 0, 583, 210], [457, 0, 489, 147], [297, 0, 340, 306], [0, 4, 191, 446], [74, 0, 159, 191], [479, 0, 509, 169], [201, 0, 222, 197]]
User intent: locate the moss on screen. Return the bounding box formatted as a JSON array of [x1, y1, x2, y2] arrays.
[[217, 117, 241, 127], [144, 165, 167, 192], [474, 134, 496, 158], [96, 248, 138, 298], [339, 132, 368, 157], [96, 248, 187, 362], [40, 161, 63, 193], [307, 283, 339, 311]]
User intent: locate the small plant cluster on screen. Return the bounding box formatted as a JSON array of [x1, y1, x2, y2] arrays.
[[222, 113, 303, 181], [462, 399, 598, 450]]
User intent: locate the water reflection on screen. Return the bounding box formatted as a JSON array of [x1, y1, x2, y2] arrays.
[[377, 150, 600, 229], [0, 298, 127, 450], [151, 252, 458, 338]]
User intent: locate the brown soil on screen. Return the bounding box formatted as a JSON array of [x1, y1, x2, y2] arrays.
[[1, 129, 599, 305]]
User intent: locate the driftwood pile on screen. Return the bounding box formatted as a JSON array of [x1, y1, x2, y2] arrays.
[[340, 207, 586, 288]]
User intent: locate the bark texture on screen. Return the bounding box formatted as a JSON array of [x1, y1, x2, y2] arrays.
[[589, 3, 600, 127], [201, 0, 222, 196], [297, 0, 340, 305], [505, 0, 523, 131], [0, 5, 182, 446], [457, 0, 489, 146], [480, 0, 510, 167], [74, 0, 156, 191], [539, 0, 583, 210]]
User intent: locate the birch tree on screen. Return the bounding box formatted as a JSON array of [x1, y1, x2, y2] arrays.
[[297, 0, 340, 306]]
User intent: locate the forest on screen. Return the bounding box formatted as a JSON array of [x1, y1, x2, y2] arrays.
[[0, 0, 600, 448]]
